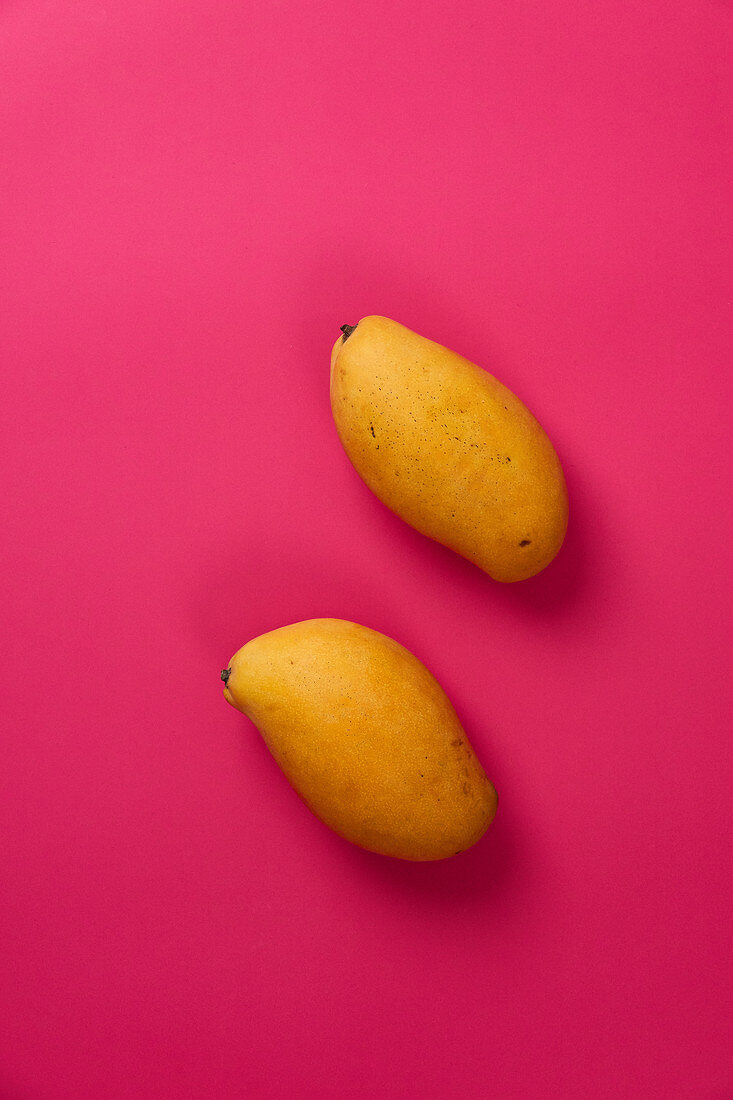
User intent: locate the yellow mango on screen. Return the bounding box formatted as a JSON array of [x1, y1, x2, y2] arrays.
[[331, 316, 568, 582], [222, 618, 497, 861]]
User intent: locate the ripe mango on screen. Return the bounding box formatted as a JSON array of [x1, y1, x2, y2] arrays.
[[222, 618, 497, 861], [330, 316, 568, 582]]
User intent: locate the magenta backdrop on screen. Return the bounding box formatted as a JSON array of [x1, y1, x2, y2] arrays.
[[1, 2, 731, 1097]]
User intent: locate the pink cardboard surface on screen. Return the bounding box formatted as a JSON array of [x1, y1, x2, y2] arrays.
[[1, 1, 731, 1097]]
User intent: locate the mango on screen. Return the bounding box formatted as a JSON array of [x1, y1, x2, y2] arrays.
[[330, 316, 568, 582], [222, 618, 497, 861]]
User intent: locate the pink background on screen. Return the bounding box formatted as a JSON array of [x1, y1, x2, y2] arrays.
[[1, 1, 731, 1097]]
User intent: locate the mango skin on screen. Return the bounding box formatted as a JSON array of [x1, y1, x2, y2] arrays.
[[223, 619, 497, 861], [330, 316, 568, 582]]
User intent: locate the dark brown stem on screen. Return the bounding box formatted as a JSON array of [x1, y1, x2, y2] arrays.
[[220, 668, 231, 684], [340, 324, 356, 341]]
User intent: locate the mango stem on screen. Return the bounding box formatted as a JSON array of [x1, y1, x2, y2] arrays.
[[220, 668, 231, 684], [340, 324, 356, 341]]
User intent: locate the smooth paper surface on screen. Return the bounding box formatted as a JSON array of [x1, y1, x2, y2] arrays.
[[1, 1, 731, 1097]]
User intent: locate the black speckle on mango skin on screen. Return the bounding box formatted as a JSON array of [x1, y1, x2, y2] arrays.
[[519, 539, 531, 547]]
